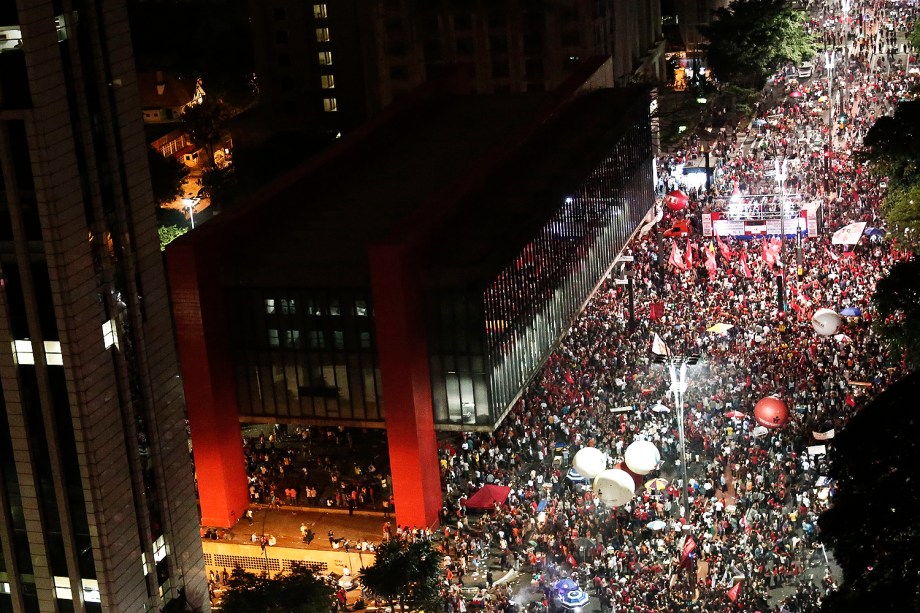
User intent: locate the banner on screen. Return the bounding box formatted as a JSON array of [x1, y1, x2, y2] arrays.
[[751, 426, 769, 438], [807, 445, 827, 456], [812, 429, 835, 441]]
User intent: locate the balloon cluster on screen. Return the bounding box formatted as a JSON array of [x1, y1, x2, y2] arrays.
[[572, 441, 661, 508]]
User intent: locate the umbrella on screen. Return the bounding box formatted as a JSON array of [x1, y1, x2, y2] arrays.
[[840, 307, 862, 317], [752, 118, 767, 126], [706, 322, 735, 334], [559, 590, 590, 608], [832, 222, 867, 245], [554, 579, 579, 595], [646, 520, 667, 531], [651, 403, 670, 413], [566, 469, 589, 484], [645, 478, 669, 491], [724, 410, 745, 419], [789, 91, 803, 98], [833, 333, 852, 343], [864, 227, 886, 237]]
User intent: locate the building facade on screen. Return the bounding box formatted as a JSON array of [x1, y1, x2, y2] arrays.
[[0, 2, 207, 611], [168, 60, 655, 530], [248, 0, 664, 134]]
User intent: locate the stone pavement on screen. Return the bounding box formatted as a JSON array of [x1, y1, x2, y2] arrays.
[[219, 504, 387, 550]]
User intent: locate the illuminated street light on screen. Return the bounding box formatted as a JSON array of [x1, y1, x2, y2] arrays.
[[182, 197, 200, 229]]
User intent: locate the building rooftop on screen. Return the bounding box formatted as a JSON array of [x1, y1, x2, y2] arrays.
[[175, 60, 646, 290]]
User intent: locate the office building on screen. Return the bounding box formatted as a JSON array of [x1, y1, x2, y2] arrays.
[[168, 59, 655, 529], [248, 0, 664, 134], [0, 2, 207, 611]]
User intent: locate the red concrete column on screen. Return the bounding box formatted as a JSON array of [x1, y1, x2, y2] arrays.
[[369, 244, 442, 529], [167, 243, 249, 528]]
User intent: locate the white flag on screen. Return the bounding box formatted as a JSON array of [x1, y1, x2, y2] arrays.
[[652, 333, 670, 356]]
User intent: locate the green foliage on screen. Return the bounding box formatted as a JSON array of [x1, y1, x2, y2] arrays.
[[859, 102, 920, 241], [700, 0, 816, 87], [148, 147, 189, 205], [220, 564, 335, 613], [872, 258, 920, 368], [158, 225, 189, 251], [360, 539, 443, 612], [818, 371, 920, 612], [910, 20, 920, 51]]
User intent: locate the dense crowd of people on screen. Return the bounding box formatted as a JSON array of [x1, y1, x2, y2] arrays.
[[436, 1, 916, 612]]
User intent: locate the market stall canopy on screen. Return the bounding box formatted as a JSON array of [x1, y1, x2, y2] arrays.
[[465, 484, 511, 509]]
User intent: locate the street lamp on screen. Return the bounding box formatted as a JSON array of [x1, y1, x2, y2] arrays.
[[772, 153, 789, 312], [182, 197, 200, 229], [653, 353, 700, 524]]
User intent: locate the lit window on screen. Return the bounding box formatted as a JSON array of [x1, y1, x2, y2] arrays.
[[268, 329, 280, 347], [313, 4, 327, 18], [54, 577, 72, 600], [307, 300, 322, 316], [316, 27, 330, 42], [318, 51, 332, 65], [153, 535, 168, 562], [265, 298, 276, 314], [321, 74, 335, 89], [11, 340, 63, 366], [102, 320, 119, 350], [355, 300, 368, 316], [280, 299, 296, 314], [284, 330, 301, 348], [82, 579, 100, 603], [323, 97, 338, 112], [309, 331, 325, 349], [329, 299, 341, 315]]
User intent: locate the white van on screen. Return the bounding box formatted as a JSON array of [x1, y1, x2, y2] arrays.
[[798, 62, 814, 79]]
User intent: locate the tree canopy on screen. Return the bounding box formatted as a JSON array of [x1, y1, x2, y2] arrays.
[[858, 101, 920, 247], [181, 99, 233, 164], [700, 0, 816, 88], [219, 564, 335, 613], [872, 257, 920, 369], [147, 147, 189, 205], [360, 538, 442, 612], [818, 371, 920, 612]]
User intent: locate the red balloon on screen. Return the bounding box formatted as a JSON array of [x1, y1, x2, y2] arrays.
[[665, 190, 689, 212], [754, 396, 788, 429], [615, 462, 645, 489]]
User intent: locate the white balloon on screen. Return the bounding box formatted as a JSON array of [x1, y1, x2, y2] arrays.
[[572, 447, 607, 480], [811, 308, 842, 336], [624, 440, 661, 475], [593, 469, 636, 507]]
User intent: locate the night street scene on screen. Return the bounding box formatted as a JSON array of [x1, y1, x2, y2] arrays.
[[3, 0, 920, 611]]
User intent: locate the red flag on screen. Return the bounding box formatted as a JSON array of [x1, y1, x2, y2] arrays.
[[705, 247, 717, 279], [740, 258, 752, 279], [669, 243, 686, 271], [649, 301, 665, 320], [846, 393, 856, 407], [762, 240, 776, 267], [727, 581, 741, 602], [685, 240, 694, 269], [679, 535, 697, 568], [715, 233, 732, 259]]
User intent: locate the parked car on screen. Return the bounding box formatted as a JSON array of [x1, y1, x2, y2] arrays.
[[326, 571, 358, 591]]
